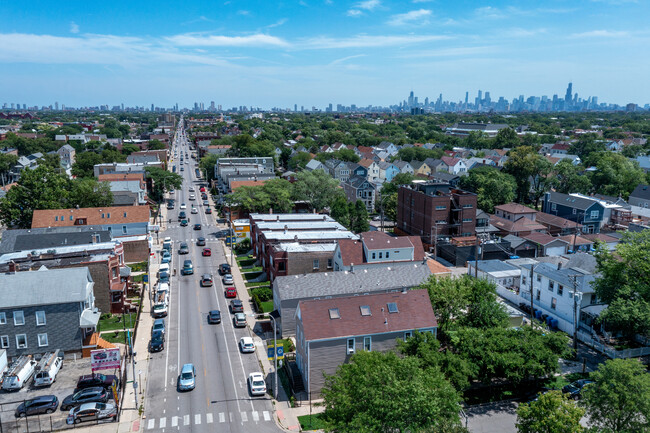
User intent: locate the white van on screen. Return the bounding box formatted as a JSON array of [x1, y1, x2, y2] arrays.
[[33, 351, 63, 387], [2, 356, 37, 391], [158, 263, 170, 277]]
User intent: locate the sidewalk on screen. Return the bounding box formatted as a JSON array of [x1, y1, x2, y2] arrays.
[[223, 241, 325, 432]]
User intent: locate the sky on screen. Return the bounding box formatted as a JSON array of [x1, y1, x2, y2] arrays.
[[1, 0, 649, 109]]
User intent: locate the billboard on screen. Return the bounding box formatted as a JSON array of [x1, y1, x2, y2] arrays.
[[91, 348, 121, 372]]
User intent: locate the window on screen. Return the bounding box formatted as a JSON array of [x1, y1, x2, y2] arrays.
[[329, 308, 340, 319], [404, 331, 412, 341], [363, 336, 372, 351], [435, 205, 446, 210], [107, 213, 111, 219], [278, 262, 286, 272], [35, 311, 46, 326], [313, 259, 319, 270], [0, 335, 8, 348], [572, 209, 577, 215], [327, 259, 333, 269], [462, 218, 473, 223], [536, 290, 541, 301], [347, 338, 355, 354], [13, 311, 24, 326], [436, 220, 447, 224], [38, 333, 48, 347], [551, 298, 557, 310], [123, 212, 127, 217], [522, 276, 527, 285], [122, 226, 127, 234], [549, 281, 554, 291], [551, 203, 557, 211], [101, 213, 105, 219], [590, 210, 599, 219], [112, 267, 117, 278], [111, 292, 122, 303], [371, 252, 376, 259], [386, 252, 390, 259], [558, 285, 564, 296], [536, 274, 542, 283], [378, 252, 383, 259], [0, 312, 5, 325], [462, 204, 473, 209], [387, 302, 399, 313], [360, 305, 371, 316], [16, 334, 27, 349], [55, 216, 58, 221]]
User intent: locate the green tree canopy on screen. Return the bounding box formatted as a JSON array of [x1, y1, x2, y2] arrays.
[[581, 359, 650, 433], [147, 139, 167, 150], [459, 166, 517, 213], [291, 169, 344, 212], [494, 127, 520, 148], [504, 146, 551, 205], [551, 159, 591, 194], [587, 152, 645, 199], [321, 351, 464, 433], [144, 166, 183, 202], [199, 153, 220, 182], [516, 390, 584, 433], [288, 152, 312, 170]]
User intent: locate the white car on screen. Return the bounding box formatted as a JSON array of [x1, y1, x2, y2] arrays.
[[180, 203, 187, 210], [248, 372, 266, 396], [189, 194, 196, 201], [239, 337, 255, 353], [191, 207, 198, 214]]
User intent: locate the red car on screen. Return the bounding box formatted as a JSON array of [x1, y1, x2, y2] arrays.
[[200, 187, 206, 193], [202, 248, 211, 257], [225, 287, 237, 298]]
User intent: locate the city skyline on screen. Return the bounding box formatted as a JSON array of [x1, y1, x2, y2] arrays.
[[2, 0, 649, 107]]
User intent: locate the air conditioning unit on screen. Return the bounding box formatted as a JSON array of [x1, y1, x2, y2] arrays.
[[347, 349, 355, 355]]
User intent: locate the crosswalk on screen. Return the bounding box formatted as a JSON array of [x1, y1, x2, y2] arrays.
[[146, 410, 273, 430]]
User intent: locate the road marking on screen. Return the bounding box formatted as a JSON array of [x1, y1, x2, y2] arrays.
[[263, 411, 271, 421], [206, 413, 213, 424], [219, 412, 226, 423], [147, 419, 155, 430], [183, 414, 190, 426], [160, 417, 167, 428], [252, 411, 259, 422], [171, 416, 178, 427], [229, 412, 233, 422], [195, 414, 201, 425], [241, 411, 248, 422]]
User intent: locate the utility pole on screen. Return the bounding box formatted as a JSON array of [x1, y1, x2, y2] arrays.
[[529, 264, 536, 327], [474, 236, 479, 278], [570, 274, 580, 354]]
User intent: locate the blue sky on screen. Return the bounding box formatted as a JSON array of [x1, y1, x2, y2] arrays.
[[1, 0, 648, 108]]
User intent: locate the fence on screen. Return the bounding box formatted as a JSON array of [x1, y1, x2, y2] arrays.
[[0, 407, 115, 433]]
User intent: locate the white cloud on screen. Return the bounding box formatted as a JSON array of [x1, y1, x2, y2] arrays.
[[266, 18, 288, 28], [347, 9, 363, 17], [166, 33, 290, 47], [570, 30, 629, 38], [397, 45, 498, 58], [329, 54, 367, 65], [356, 0, 381, 10], [474, 6, 505, 19], [387, 9, 432, 26], [237, 10, 250, 16], [70, 22, 79, 34], [412, 0, 433, 2], [302, 34, 450, 49]]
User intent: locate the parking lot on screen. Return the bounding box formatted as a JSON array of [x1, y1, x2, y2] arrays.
[[0, 356, 119, 431]]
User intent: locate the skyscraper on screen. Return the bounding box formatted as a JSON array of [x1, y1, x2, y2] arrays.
[[408, 91, 414, 107], [565, 82, 573, 105]]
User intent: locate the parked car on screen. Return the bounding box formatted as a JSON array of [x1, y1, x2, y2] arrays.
[[201, 274, 213, 287], [219, 263, 231, 275], [202, 248, 211, 256], [182, 259, 194, 275], [66, 402, 117, 425], [203, 200, 209, 207], [239, 337, 255, 353], [15, 395, 58, 417], [152, 318, 166, 336], [178, 364, 196, 391], [75, 374, 119, 393], [161, 251, 172, 264], [248, 372, 266, 396], [207, 310, 221, 324], [197, 237, 206, 246], [225, 287, 237, 298], [223, 274, 234, 285], [179, 242, 189, 254], [61, 387, 109, 411], [193, 223, 202, 230], [233, 312, 246, 327], [230, 299, 244, 313], [150, 330, 165, 352], [205, 208, 212, 214], [562, 379, 594, 400]]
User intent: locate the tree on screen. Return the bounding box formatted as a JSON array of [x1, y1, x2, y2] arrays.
[[581, 359, 650, 433], [459, 166, 517, 213], [261, 179, 293, 213], [529, 156, 554, 209], [516, 390, 584, 433], [147, 139, 167, 150], [349, 200, 370, 233], [144, 167, 183, 202], [494, 127, 520, 148], [199, 154, 220, 182], [68, 178, 113, 208], [292, 169, 343, 212], [121, 143, 140, 155], [504, 146, 552, 205], [71, 152, 103, 178], [592, 230, 650, 340], [227, 186, 271, 213], [551, 159, 591, 194], [288, 152, 312, 170], [321, 351, 464, 433], [330, 195, 350, 228], [569, 134, 605, 160], [380, 173, 414, 196], [587, 152, 645, 199], [0, 153, 19, 185]]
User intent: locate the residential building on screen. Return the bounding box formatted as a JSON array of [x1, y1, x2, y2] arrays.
[[502, 234, 541, 258], [342, 176, 376, 212], [108, 180, 148, 206], [521, 232, 569, 256], [305, 159, 325, 172], [444, 123, 509, 138], [489, 215, 547, 237], [8, 153, 42, 183], [628, 184, 650, 208], [358, 159, 380, 181], [295, 290, 437, 394], [377, 162, 399, 183], [93, 162, 163, 178], [439, 156, 467, 174], [56, 144, 76, 169], [332, 231, 426, 272], [272, 263, 433, 336], [393, 161, 414, 175], [0, 227, 112, 255], [429, 171, 461, 187], [376, 141, 399, 156], [409, 161, 432, 176], [542, 192, 606, 234], [397, 182, 477, 244], [323, 159, 352, 182], [0, 267, 99, 358]]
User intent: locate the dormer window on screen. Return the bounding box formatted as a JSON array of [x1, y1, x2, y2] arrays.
[[329, 308, 340, 319], [360, 305, 371, 316]]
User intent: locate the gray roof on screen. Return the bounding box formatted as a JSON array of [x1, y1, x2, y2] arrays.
[[503, 234, 530, 249], [274, 264, 432, 301], [431, 171, 459, 181], [630, 184, 650, 201], [0, 227, 112, 254], [469, 260, 520, 275], [546, 191, 601, 211], [534, 263, 596, 294], [0, 267, 93, 308], [345, 175, 374, 189]]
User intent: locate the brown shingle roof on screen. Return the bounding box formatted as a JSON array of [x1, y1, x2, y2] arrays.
[[337, 239, 364, 266], [489, 214, 546, 234], [31, 206, 151, 228], [427, 259, 451, 275], [360, 231, 414, 250], [558, 235, 593, 246], [358, 158, 374, 168], [98, 173, 145, 182], [494, 203, 536, 215], [230, 179, 269, 191], [581, 233, 619, 243], [299, 289, 437, 341], [522, 232, 568, 246], [535, 212, 582, 229]]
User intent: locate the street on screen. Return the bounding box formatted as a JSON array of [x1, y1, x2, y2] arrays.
[[143, 121, 280, 433]]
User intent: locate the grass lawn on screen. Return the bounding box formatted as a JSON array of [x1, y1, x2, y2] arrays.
[[276, 338, 294, 353], [236, 258, 256, 267], [245, 281, 269, 288], [132, 274, 145, 283], [241, 266, 263, 272], [101, 331, 128, 344], [129, 261, 148, 272], [98, 313, 136, 332], [261, 301, 274, 313], [242, 271, 264, 281], [298, 414, 327, 431]]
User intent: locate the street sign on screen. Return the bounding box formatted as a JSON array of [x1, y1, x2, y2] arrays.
[[91, 348, 121, 372], [267, 343, 285, 361], [143, 275, 149, 283]]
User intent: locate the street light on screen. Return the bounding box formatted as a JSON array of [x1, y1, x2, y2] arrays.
[[569, 274, 583, 354], [249, 313, 278, 400]]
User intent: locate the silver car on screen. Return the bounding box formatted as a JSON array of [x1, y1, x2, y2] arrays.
[[178, 364, 196, 391], [67, 402, 117, 424]]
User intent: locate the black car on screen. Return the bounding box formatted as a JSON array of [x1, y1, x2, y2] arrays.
[[197, 237, 206, 246], [61, 387, 109, 411], [75, 374, 119, 393], [201, 193, 208, 200], [15, 395, 59, 417], [193, 223, 202, 230], [207, 310, 221, 324], [562, 379, 594, 399], [230, 299, 244, 313], [205, 208, 212, 214], [150, 330, 165, 352], [219, 263, 231, 275], [178, 211, 187, 221]]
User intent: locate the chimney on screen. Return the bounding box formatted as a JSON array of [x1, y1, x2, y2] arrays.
[[8, 261, 16, 273], [557, 262, 562, 270], [402, 287, 408, 294]]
